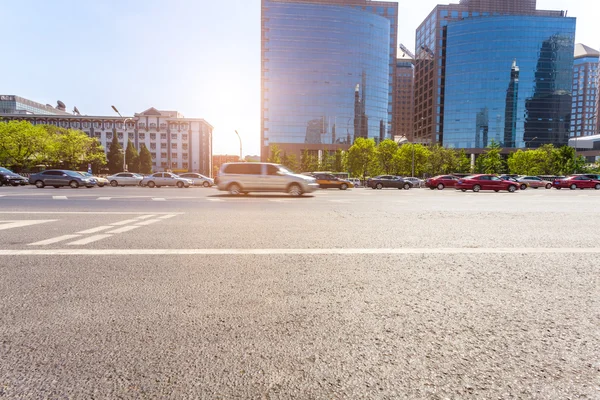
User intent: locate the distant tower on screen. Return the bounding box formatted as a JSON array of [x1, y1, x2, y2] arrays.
[[504, 59, 519, 147]]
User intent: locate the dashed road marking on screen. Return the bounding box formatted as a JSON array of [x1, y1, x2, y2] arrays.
[[206, 198, 224, 202], [107, 226, 141, 234], [29, 234, 81, 246], [97, 197, 112, 200], [77, 226, 114, 234], [158, 214, 177, 219], [67, 234, 113, 245], [53, 196, 68, 200], [152, 198, 166, 201]]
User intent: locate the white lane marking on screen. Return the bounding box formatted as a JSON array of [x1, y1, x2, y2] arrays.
[[0, 195, 5, 198], [152, 198, 166, 201], [268, 199, 289, 203], [0, 212, 184, 215], [53, 196, 68, 200], [97, 197, 112, 200], [110, 218, 144, 226], [135, 219, 162, 226], [158, 214, 177, 219], [4, 248, 600, 256], [0, 220, 57, 231], [329, 200, 351, 203], [107, 225, 141, 234], [206, 198, 224, 202], [67, 234, 113, 245], [28, 235, 81, 246], [136, 215, 156, 220], [77, 226, 113, 234]]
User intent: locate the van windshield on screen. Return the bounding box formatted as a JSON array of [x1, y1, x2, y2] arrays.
[[278, 166, 293, 175]]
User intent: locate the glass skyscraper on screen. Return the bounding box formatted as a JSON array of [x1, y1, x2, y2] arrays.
[[571, 44, 599, 138], [442, 16, 576, 149], [261, 0, 398, 161]]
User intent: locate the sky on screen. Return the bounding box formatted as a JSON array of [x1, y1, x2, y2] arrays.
[[2, 0, 598, 157]]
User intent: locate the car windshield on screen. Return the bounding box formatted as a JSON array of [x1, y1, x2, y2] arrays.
[[0, 167, 13, 173], [278, 166, 293, 174], [65, 171, 82, 177]]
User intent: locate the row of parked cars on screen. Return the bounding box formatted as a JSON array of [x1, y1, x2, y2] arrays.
[[425, 174, 600, 192]]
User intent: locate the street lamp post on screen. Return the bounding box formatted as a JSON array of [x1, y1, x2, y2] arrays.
[[234, 130, 243, 161], [525, 136, 538, 148], [111, 105, 133, 172]]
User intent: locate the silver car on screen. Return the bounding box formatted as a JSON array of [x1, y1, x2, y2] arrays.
[[178, 173, 214, 187], [106, 172, 145, 187], [28, 169, 96, 189], [215, 163, 318, 196], [140, 172, 192, 188], [403, 177, 424, 188]]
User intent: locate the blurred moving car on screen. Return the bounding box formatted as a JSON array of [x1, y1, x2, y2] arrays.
[[0, 167, 27, 186], [348, 178, 362, 188], [552, 175, 600, 190], [499, 175, 528, 190], [28, 169, 96, 188], [403, 177, 424, 188], [425, 175, 459, 190], [78, 171, 109, 187], [310, 173, 354, 190], [140, 172, 192, 188], [517, 176, 553, 189], [106, 172, 145, 187], [367, 175, 412, 190], [455, 174, 518, 192], [178, 172, 214, 187], [216, 162, 318, 196]]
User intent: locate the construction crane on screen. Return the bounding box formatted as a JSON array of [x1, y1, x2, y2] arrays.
[[399, 43, 415, 59]]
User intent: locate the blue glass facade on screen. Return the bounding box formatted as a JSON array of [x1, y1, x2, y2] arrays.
[[261, 0, 397, 158], [572, 55, 599, 137], [442, 16, 576, 149]]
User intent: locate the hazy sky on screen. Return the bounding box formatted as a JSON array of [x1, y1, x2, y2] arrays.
[[2, 0, 598, 156]]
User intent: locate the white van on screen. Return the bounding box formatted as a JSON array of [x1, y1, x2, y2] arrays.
[[215, 163, 318, 196]]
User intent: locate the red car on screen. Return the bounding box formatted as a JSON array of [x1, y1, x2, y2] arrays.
[[455, 174, 519, 193], [426, 175, 459, 190], [552, 175, 600, 190]]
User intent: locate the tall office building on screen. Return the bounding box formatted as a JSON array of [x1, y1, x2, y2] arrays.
[[413, 0, 573, 150], [571, 44, 599, 138], [261, 0, 398, 161], [392, 59, 414, 141], [0, 95, 71, 116]]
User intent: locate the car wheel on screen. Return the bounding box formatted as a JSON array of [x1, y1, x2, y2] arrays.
[[203, 181, 210, 187], [148, 181, 156, 188], [508, 185, 517, 193], [555, 187, 561, 190], [473, 184, 481, 192], [35, 180, 45, 188], [545, 183, 552, 189], [340, 183, 348, 190], [570, 184, 577, 190], [228, 183, 242, 195], [403, 183, 410, 190], [520, 184, 527, 190], [494, 190, 500, 192], [97, 183, 104, 187], [595, 184, 600, 190], [53, 186, 60, 188], [110, 180, 118, 187], [69, 180, 79, 189], [177, 181, 184, 188], [429, 186, 435, 190], [461, 189, 467, 192], [437, 183, 445, 190], [288, 183, 303, 196], [376, 183, 383, 190]]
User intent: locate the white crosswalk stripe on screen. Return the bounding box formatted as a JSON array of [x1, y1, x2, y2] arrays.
[[67, 234, 113, 245], [29, 235, 81, 246]]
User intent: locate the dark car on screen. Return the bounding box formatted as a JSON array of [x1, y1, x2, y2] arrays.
[[0, 167, 28, 186], [455, 174, 518, 192], [367, 175, 412, 190], [552, 175, 600, 190], [425, 175, 459, 190], [28, 169, 96, 188]]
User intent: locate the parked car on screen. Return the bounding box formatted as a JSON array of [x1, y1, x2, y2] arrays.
[[28, 169, 96, 188], [140, 172, 192, 188], [455, 174, 518, 192], [552, 175, 600, 190], [310, 173, 354, 190], [517, 176, 553, 189], [178, 172, 214, 187], [0, 167, 28, 186], [499, 175, 528, 190], [403, 177, 424, 188], [348, 178, 362, 188], [78, 171, 109, 187], [106, 172, 145, 187], [425, 175, 459, 190], [367, 175, 412, 190], [215, 162, 318, 196]]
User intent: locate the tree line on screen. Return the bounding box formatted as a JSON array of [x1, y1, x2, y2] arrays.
[[268, 138, 592, 179], [0, 120, 152, 174]]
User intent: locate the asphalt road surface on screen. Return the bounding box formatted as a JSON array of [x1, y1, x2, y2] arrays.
[[1, 185, 599, 399]]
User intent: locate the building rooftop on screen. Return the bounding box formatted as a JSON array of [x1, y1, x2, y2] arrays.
[[574, 43, 600, 59]]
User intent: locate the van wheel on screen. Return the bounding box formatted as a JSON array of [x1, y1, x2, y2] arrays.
[[288, 184, 303, 197], [228, 183, 242, 195]]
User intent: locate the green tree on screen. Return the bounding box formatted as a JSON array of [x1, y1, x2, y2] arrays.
[[0, 121, 48, 170], [268, 144, 282, 164], [481, 140, 505, 174], [300, 149, 319, 172], [139, 143, 153, 174], [53, 128, 95, 170], [394, 144, 429, 176], [320, 151, 335, 171], [553, 145, 585, 175], [125, 139, 140, 173], [455, 149, 472, 173], [347, 137, 377, 180], [376, 139, 398, 174], [85, 138, 107, 173], [281, 152, 299, 172], [507, 149, 540, 175], [106, 135, 124, 174], [333, 149, 345, 172]]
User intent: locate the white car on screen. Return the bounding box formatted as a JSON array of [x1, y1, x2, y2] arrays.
[[178, 172, 214, 187], [403, 177, 424, 188], [140, 172, 192, 188], [348, 178, 362, 188], [106, 172, 145, 187], [78, 172, 109, 187]]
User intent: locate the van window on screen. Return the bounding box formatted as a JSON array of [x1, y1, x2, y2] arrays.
[[224, 163, 263, 175], [266, 165, 279, 175]]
